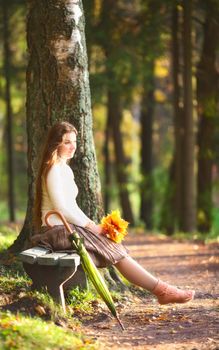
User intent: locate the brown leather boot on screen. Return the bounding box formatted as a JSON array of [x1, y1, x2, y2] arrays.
[[152, 280, 195, 305]]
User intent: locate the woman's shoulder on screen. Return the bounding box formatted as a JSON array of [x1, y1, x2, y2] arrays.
[[48, 161, 73, 177], [47, 162, 63, 177]]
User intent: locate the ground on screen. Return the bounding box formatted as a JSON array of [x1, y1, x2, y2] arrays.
[[1, 232, 219, 350], [84, 233, 219, 350]]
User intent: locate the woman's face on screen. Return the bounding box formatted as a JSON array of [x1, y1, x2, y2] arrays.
[[57, 132, 77, 160]]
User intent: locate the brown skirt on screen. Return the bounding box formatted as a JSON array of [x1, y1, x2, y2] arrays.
[[30, 224, 129, 268]]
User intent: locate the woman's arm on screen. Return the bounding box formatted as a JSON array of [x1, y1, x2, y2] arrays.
[[46, 165, 92, 227]]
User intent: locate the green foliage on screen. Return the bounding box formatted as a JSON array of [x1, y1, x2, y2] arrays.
[[171, 207, 219, 243], [0, 224, 30, 295], [0, 271, 30, 294], [67, 287, 97, 313], [0, 311, 96, 350], [151, 167, 169, 229], [211, 208, 219, 241], [0, 224, 18, 250]]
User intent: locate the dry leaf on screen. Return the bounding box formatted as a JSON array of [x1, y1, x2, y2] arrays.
[[35, 305, 46, 316]]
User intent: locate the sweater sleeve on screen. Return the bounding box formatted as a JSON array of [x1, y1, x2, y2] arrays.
[[46, 165, 91, 227]]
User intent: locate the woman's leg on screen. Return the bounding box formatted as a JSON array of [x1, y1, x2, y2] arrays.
[[115, 256, 158, 291], [115, 256, 195, 304]]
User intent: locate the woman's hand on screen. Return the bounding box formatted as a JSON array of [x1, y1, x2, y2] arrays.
[[85, 221, 104, 235], [92, 224, 104, 235]]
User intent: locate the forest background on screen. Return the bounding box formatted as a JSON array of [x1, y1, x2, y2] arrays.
[[0, 0, 219, 239]]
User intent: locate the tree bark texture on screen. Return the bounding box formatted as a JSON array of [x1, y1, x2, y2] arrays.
[[2, 0, 15, 222], [181, 0, 196, 232], [197, 5, 219, 232], [10, 0, 103, 252]]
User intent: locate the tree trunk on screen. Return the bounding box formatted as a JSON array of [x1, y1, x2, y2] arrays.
[[160, 4, 183, 234], [197, 5, 219, 232], [98, 0, 134, 224], [181, 0, 196, 232], [103, 113, 111, 213], [108, 90, 134, 224], [159, 158, 175, 234], [172, 3, 184, 230], [140, 61, 155, 229], [2, 0, 15, 222], [9, 0, 103, 253]]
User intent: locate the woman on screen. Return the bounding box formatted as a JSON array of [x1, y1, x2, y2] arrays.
[[33, 121, 195, 305]]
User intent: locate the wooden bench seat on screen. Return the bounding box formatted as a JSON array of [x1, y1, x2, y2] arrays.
[[19, 247, 87, 312]]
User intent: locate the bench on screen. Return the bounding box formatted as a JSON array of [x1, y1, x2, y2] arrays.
[[19, 247, 87, 313]]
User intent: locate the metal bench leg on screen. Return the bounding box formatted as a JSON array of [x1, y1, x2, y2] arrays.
[[59, 266, 77, 313]]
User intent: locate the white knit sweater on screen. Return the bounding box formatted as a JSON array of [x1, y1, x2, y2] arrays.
[[41, 159, 91, 227]]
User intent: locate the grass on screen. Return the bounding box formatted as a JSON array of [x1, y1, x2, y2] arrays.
[[67, 287, 98, 313], [0, 225, 100, 350], [0, 311, 96, 350], [0, 272, 30, 294]]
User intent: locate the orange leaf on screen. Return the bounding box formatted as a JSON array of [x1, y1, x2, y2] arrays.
[[101, 210, 129, 243]]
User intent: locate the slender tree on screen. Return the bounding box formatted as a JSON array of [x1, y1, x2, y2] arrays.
[[197, 1, 219, 232], [107, 89, 134, 223], [98, 0, 135, 223], [140, 61, 155, 230], [103, 113, 111, 213], [2, 0, 15, 222], [139, 0, 166, 229], [172, 2, 184, 229], [181, 0, 196, 232], [160, 2, 184, 233], [9, 0, 103, 252]]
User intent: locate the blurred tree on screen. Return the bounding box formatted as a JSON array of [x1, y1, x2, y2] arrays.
[[0, 0, 27, 221], [171, 2, 184, 231], [83, 0, 100, 65], [10, 0, 103, 252], [197, 0, 219, 232], [103, 112, 111, 213], [107, 89, 134, 223], [159, 1, 183, 233], [98, 0, 135, 223], [139, 62, 154, 230], [83, 0, 112, 213], [181, 0, 196, 232], [2, 0, 15, 221], [139, 0, 165, 229]]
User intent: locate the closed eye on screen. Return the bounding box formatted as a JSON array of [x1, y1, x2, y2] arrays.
[[64, 141, 77, 146]]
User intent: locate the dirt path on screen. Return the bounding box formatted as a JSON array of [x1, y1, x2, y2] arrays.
[[84, 234, 219, 350]]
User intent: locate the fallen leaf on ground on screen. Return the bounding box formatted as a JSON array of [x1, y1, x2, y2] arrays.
[[35, 305, 46, 316]]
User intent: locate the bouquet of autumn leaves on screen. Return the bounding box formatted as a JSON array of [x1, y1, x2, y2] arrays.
[[101, 210, 129, 243]]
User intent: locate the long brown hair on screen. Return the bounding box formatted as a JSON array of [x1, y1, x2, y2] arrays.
[[33, 121, 78, 229]]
